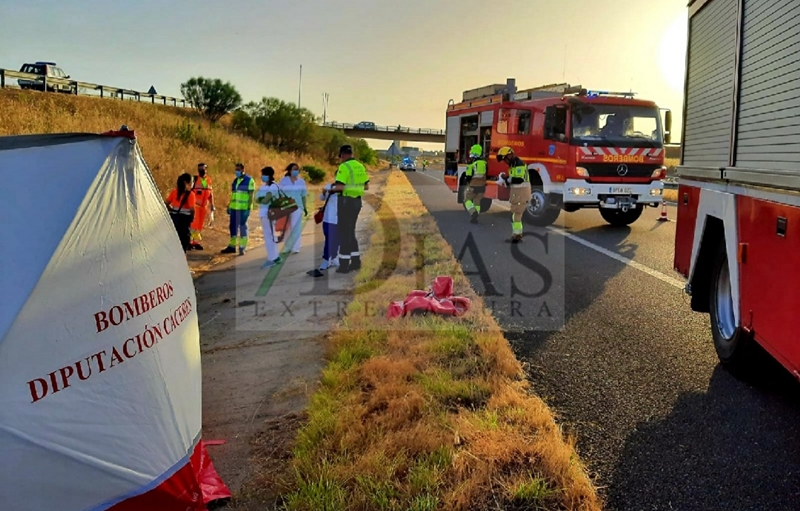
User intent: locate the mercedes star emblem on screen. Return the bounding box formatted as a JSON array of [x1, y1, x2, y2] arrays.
[[617, 164, 629, 176]]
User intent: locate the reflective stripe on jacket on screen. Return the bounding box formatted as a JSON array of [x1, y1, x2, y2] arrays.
[[336, 159, 369, 198], [230, 175, 254, 210]]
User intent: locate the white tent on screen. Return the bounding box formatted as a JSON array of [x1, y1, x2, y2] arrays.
[[0, 130, 230, 510]]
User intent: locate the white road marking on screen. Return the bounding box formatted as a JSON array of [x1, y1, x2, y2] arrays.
[[478, 197, 685, 289], [548, 227, 685, 289], [410, 170, 685, 289], [415, 170, 444, 183]]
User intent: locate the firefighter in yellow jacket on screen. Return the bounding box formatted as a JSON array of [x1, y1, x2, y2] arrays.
[[496, 146, 530, 243], [463, 144, 487, 224]]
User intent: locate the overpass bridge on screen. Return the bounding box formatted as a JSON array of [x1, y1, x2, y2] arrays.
[[319, 122, 445, 144]]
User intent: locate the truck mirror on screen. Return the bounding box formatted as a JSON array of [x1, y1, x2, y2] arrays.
[[665, 110, 673, 135], [665, 132, 672, 144]]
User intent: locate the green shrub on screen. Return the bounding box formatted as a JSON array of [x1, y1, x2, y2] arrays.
[[303, 165, 327, 184]]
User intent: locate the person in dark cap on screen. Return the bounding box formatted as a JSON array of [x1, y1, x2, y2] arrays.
[[329, 144, 369, 273]]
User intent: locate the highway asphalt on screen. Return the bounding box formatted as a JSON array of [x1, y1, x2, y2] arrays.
[[405, 169, 800, 511]]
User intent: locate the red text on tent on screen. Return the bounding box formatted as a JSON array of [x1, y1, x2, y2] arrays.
[[27, 296, 193, 404], [93, 281, 175, 333]]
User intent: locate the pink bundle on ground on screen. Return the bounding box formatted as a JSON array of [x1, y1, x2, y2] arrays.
[[386, 276, 470, 319]]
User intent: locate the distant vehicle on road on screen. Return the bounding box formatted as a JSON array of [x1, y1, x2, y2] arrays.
[[399, 157, 416, 172], [354, 121, 376, 130], [17, 62, 73, 93]]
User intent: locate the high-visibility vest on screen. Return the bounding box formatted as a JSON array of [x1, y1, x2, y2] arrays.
[[167, 189, 196, 215], [336, 159, 369, 198], [192, 175, 213, 207], [230, 175, 254, 210], [466, 159, 487, 177], [508, 157, 529, 183]]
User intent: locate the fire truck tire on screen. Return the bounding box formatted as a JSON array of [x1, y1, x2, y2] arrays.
[[480, 198, 492, 213], [709, 243, 753, 372], [599, 206, 643, 226]]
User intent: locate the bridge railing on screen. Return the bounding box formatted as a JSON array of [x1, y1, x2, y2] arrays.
[[0, 68, 189, 108], [320, 121, 445, 136]]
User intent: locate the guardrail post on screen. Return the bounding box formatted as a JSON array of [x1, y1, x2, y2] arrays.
[[99, 86, 104, 98], [163, 97, 167, 105], [151, 95, 155, 104], [172, 98, 176, 107], [72, 81, 78, 95], [0, 69, 4, 89]]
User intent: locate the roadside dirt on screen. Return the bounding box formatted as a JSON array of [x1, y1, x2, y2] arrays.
[[194, 172, 386, 509]]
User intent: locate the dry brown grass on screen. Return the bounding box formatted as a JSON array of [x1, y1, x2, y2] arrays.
[[663, 189, 678, 203], [279, 170, 601, 510], [0, 89, 333, 207]]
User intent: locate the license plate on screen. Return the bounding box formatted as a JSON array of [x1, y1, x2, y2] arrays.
[[610, 187, 633, 194]]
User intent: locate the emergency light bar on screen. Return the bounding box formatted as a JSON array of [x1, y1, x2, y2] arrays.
[[584, 90, 637, 98]]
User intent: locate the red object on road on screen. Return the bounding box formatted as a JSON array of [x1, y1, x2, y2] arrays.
[[658, 202, 668, 221], [387, 276, 470, 319]]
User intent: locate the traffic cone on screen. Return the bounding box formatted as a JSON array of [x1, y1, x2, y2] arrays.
[[658, 202, 668, 222]]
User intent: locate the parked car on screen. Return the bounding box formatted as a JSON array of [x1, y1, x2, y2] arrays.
[[399, 157, 416, 172], [354, 121, 376, 130], [17, 62, 73, 93]]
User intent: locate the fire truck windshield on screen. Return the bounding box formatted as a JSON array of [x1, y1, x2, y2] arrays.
[[571, 104, 663, 147]]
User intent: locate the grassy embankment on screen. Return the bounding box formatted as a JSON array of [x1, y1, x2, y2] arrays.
[[0, 89, 346, 270], [273, 170, 601, 510]]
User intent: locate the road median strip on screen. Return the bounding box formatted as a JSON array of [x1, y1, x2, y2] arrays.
[[276, 169, 600, 510]]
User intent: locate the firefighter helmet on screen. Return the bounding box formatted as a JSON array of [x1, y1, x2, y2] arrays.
[[469, 144, 482, 158], [496, 146, 513, 162]]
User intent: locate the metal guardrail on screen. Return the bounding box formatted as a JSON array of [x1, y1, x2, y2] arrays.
[[320, 121, 445, 136], [0, 68, 189, 108]]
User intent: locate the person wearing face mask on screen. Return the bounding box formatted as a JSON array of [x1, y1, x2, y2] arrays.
[[255, 166, 283, 268], [189, 163, 215, 250], [278, 162, 308, 254], [221, 162, 255, 255]]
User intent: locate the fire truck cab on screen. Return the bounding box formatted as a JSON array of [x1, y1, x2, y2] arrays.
[[444, 79, 672, 227]]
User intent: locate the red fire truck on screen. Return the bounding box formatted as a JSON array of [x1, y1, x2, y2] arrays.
[[443, 80, 673, 226], [675, 0, 800, 377]]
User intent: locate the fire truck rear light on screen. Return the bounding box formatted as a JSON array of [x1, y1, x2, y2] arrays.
[[576, 167, 589, 177]]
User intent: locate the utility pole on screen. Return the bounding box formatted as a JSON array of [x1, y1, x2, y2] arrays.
[[322, 92, 329, 124], [298, 65, 302, 108]]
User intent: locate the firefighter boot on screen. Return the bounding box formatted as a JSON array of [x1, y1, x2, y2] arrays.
[[470, 211, 479, 224], [336, 258, 351, 274], [350, 256, 362, 272]]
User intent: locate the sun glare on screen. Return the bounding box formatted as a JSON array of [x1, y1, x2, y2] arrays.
[[659, 12, 689, 94]]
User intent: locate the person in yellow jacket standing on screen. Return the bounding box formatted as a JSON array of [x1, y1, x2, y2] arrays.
[[221, 162, 255, 255], [496, 146, 530, 243], [330, 145, 369, 274], [463, 144, 487, 224]]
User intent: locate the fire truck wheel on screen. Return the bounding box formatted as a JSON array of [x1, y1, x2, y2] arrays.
[[523, 189, 560, 226], [709, 243, 753, 371], [599, 206, 643, 226]]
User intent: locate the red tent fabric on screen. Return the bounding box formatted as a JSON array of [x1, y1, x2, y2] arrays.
[[387, 276, 470, 319]]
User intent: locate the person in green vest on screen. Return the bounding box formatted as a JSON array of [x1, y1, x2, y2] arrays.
[[221, 162, 255, 255], [463, 144, 487, 224], [330, 145, 369, 274], [496, 146, 530, 243]]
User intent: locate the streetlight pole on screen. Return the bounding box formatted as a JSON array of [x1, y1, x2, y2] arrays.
[[322, 92, 329, 124], [298, 64, 302, 108]]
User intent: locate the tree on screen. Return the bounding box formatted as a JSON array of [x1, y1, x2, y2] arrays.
[[351, 138, 378, 166], [233, 97, 318, 154], [180, 77, 242, 123]]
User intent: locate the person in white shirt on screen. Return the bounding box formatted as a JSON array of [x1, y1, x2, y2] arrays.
[[255, 166, 282, 268], [278, 163, 308, 254], [308, 182, 340, 277]]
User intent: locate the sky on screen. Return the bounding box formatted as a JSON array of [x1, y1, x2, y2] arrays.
[[0, 0, 688, 151]]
